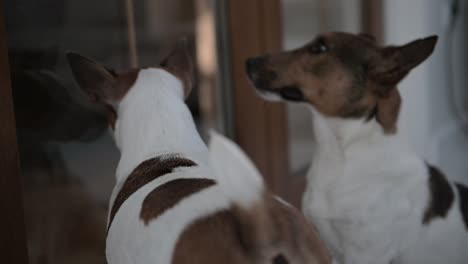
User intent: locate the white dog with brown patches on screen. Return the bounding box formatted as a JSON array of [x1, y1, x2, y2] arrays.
[[246, 32, 468, 264], [67, 41, 330, 264]]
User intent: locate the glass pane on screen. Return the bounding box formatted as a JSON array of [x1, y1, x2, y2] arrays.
[[281, 0, 363, 177], [384, 0, 468, 181], [6, 0, 224, 262], [282, 0, 468, 184]]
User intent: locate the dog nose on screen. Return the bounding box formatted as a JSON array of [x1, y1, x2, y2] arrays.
[[246, 56, 267, 73]]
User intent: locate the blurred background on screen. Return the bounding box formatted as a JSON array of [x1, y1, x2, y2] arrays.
[[2, 0, 467, 263]]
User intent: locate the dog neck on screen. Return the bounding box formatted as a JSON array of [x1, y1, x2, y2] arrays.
[[113, 69, 207, 183], [308, 107, 398, 183], [305, 107, 407, 215], [310, 107, 385, 152]]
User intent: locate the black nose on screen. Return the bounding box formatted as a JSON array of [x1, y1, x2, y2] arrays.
[[246, 56, 267, 74]]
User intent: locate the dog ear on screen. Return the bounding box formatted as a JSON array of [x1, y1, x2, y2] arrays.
[[67, 52, 117, 103], [358, 33, 376, 43], [376, 88, 401, 134], [370, 36, 437, 88], [160, 39, 194, 99]]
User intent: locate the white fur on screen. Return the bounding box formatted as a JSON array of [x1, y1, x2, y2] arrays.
[[302, 106, 468, 264], [114, 69, 208, 182], [107, 167, 231, 264], [106, 69, 264, 263], [209, 131, 264, 209], [256, 89, 283, 102]]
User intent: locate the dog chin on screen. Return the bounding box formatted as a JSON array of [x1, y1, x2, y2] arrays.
[[255, 89, 283, 102]]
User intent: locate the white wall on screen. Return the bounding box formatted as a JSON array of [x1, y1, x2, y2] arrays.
[[384, 0, 468, 182]]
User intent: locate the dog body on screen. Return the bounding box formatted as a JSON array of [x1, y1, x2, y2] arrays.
[[106, 68, 220, 263], [68, 42, 330, 264], [303, 109, 468, 264], [246, 32, 468, 263]]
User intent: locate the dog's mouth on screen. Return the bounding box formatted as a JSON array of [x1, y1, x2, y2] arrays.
[[254, 85, 305, 102], [278, 86, 305, 101], [245, 58, 305, 102]]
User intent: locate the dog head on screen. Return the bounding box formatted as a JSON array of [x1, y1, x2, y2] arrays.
[[67, 39, 194, 131], [246, 32, 437, 134]]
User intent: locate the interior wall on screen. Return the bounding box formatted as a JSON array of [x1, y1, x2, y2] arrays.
[[384, 0, 468, 182]]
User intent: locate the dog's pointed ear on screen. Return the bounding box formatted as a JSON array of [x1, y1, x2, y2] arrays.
[[160, 39, 194, 99], [67, 52, 117, 103], [376, 88, 401, 134], [371, 36, 438, 88]]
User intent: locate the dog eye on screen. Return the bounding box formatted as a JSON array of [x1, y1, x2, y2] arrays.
[[308, 38, 328, 54]]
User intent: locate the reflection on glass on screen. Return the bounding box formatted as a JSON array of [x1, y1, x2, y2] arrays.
[[5, 0, 218, 262]]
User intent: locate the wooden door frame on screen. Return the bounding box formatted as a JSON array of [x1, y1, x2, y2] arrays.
[[225, 0, 290, 200], [0, 0, 29, 262], [362, 0, 383, 42]]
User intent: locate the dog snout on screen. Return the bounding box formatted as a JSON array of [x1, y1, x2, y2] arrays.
[[246, 56, 277, 90], [246, 56, 267, 74]]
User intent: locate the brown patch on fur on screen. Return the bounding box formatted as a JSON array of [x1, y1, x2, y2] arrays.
[[107, 155, 197, 231], [423, 164, 454, 224], [68, 53, 140, 128], [263, 196, 331, 264], [68, 40, 196, 129], [375, 88, 401, 133], [67, 53, 139, 104], [247, 33, 379, 119], [160, 39, 194, 98], [172, 210, 252, 264], [104, 104, 117, 130], [358, 33, 377, 43], [273, 254, 289, 264], [172, 195, 330, 264], [113, 69, 140, 101], [246, 32, 437, 134], [140, 178, 216, 225], [455, 183, 468, 230], [104, 69, 139, 129]]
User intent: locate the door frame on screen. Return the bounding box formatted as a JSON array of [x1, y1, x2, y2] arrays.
[[225, 0, 290, 199], [362, 0, 383, 42], [0, 0, 29, 262]]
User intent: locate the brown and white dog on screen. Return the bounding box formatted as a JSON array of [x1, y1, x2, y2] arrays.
[[246, 32, 468, 264], [67, 41, 330, 264]]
